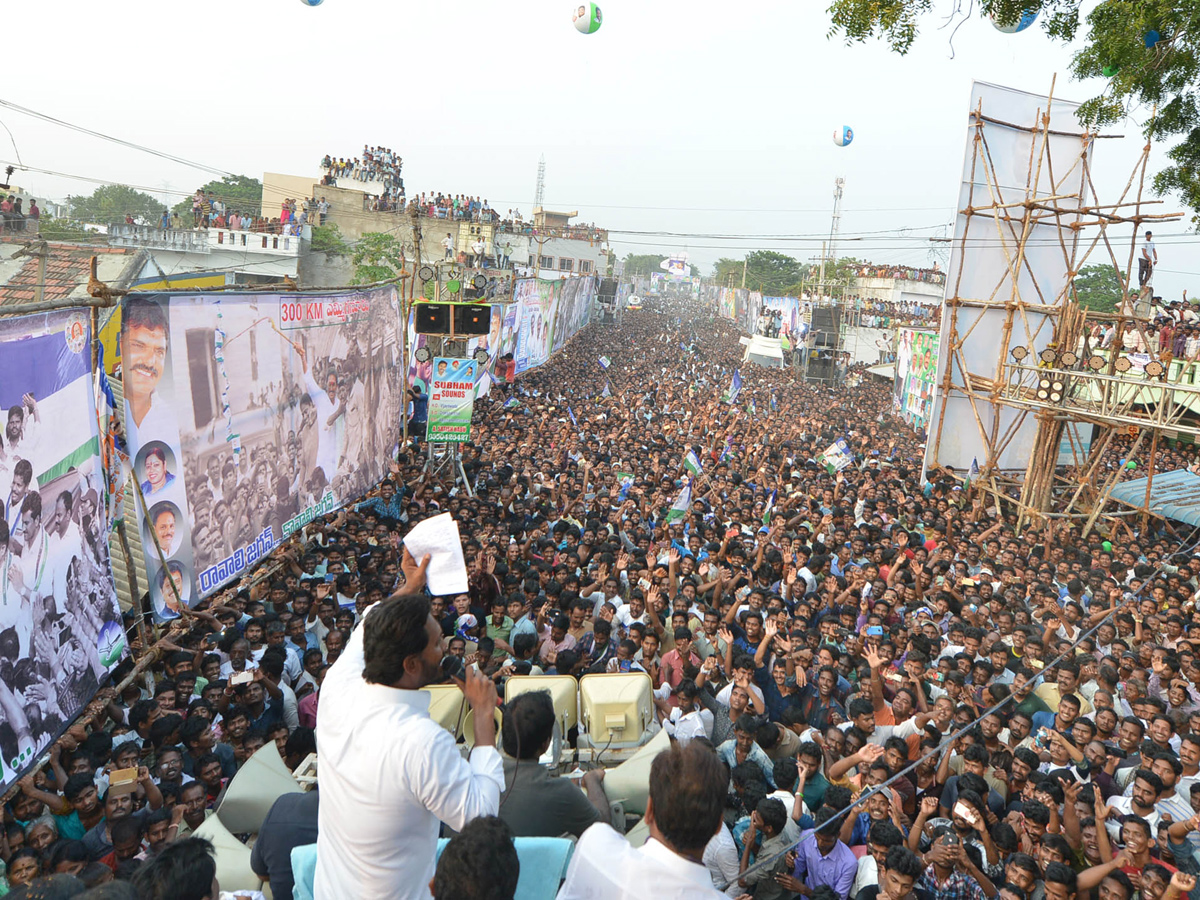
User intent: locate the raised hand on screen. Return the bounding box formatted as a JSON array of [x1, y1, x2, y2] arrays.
[[1170, 873, 1198, 895]]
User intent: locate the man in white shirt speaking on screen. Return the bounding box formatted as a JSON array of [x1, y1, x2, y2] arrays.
[[315, 551, 504, 899]]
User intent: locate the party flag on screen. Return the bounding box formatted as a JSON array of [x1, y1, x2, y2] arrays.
[[665, 482, 692, 524]]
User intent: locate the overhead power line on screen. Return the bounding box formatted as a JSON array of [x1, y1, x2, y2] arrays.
[[0, 98, 232, 178]]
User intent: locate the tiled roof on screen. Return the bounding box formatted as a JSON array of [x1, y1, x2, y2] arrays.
[[0, 238, 131, 308]]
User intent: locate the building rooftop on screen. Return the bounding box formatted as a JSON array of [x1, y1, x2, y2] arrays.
[[0, 237, 136, 310]]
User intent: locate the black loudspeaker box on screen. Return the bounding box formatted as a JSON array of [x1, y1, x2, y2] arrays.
[[415, 303, 451, 335], [454, 304, 490, 334]]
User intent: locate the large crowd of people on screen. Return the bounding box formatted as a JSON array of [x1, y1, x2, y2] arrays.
[[2, 291, 1200, 900], [320, 147, 403, 193], [855, 265, 947, 285], [846, 298, 942, 330]]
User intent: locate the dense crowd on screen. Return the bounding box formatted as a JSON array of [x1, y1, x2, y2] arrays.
[[2, 292, 1200, 900], [855, 265, 947, 285], [847, 298, 942, 330], [320, 147, 403, 192]]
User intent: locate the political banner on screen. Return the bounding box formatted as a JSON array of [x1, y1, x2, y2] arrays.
[[121, 287, 403, 619], [0, 309, 125, 787], [818, 438, 855, 473], [893, 328, 939, 433], [427, 358, 477, 443]]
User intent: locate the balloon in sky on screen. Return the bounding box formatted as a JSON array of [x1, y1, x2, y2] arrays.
[[833, 126, 854, 147], [990, 8, 1038, 33], [1102, 64, 1120, 77], [1145, 30, 1162, 48], [300, 0, 323, 5], [573, 3, 602, 34]]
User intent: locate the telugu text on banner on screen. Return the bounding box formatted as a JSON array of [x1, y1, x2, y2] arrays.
[[121, 288, 403, 619]]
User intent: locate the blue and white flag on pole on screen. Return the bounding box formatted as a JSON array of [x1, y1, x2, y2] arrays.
[[504, 397, 520, 409], [601, 381, 611, 398], [763, 489, 776, 526], [665, 481, 692, 524], [568, 406, 579, 429], [728, 369, 743, 404], [683, 449, 703, 475], [598, 356, 611, 369]]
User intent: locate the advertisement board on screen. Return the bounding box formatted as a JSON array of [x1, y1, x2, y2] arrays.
[[427, 358, 476, 443], [0, 309, 125, 786], [121, 287, 403, 617]]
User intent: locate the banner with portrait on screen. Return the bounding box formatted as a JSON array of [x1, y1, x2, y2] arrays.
[[0, 310, 125, 788], [514, 280, 558, 374], [893, 328, 940, 433], [427, 358, 476, 443], [121, 287, 403, 620]]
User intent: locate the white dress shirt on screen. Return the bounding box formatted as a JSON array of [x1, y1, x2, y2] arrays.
[[558, 824, 727, 900], [664, 707, 714, 745], [315, 604, 504, 900], [703, 824, 742, 897]]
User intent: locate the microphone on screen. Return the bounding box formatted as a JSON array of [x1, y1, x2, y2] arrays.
[[440, 654, 466, 683]]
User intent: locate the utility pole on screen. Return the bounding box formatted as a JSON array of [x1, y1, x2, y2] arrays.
[[741, 257, 747, 289], [818, 241, 827, 288]]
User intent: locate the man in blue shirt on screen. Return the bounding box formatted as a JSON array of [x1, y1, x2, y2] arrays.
[[776, 807, 858, 898]]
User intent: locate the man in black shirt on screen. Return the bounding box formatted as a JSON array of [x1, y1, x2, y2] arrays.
[[251, 790, 320, 900]]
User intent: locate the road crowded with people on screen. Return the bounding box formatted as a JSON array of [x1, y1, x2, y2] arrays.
[[3, 291, 1200, 900]]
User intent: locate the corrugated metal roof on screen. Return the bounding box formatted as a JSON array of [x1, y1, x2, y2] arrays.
[[1108, 467, 1200, 526]]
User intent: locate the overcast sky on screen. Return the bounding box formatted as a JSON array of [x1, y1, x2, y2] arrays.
[[4, 0, 1194, 296]]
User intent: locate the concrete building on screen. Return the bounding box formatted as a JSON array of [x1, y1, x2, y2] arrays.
[[262, 169, 610, 281], [107, 222, 302, 283]]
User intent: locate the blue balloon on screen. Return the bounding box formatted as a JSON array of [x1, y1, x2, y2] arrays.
[[1145, 30, 1162, 48], [833, 126, 854, 147], [300, 0, 323, 6], [991, 8, 1038, 33]]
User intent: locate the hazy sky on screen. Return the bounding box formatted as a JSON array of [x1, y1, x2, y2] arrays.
[[4, 0, 1194, 296]]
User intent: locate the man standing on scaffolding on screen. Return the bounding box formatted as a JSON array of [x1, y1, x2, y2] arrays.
[[1139, 230, 1158, 288]]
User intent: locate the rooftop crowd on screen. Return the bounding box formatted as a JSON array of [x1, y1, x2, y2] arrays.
[[320, 147, 403, 193], [846, 298, 942, 330], [1, 292, 1199, 900]]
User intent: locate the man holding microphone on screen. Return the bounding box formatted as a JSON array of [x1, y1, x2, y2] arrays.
[[315, 548, 503, 899]]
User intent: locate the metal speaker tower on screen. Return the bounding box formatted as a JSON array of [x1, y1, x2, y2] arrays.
[[534, 154, 546, 210], [828, 177, 845, 263]]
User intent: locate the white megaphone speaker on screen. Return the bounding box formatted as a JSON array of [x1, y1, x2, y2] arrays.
[[193, 813, 264, 896], [599, 726, 671, 816], [215, 740, 303, 834]]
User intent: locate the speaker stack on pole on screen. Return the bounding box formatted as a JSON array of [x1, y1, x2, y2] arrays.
[[597, 278, 619, 324], [806, 306, 843, 384], [414, 302, 490, 337]]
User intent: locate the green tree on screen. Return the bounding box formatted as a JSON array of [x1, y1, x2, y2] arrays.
[[35, 216, 105, 243], [826, 0, 1200, 222], [171, 174, 263, 218], [712, 257, 746, 287], [823, 256, 866, 287], [67, 184, 165, 224], [1072, 263, 1124, 311], [351, 232, 406, 284], [310, 223, 350, 257], [742, 250, 804, 295], [622, 253, 667, 277]]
